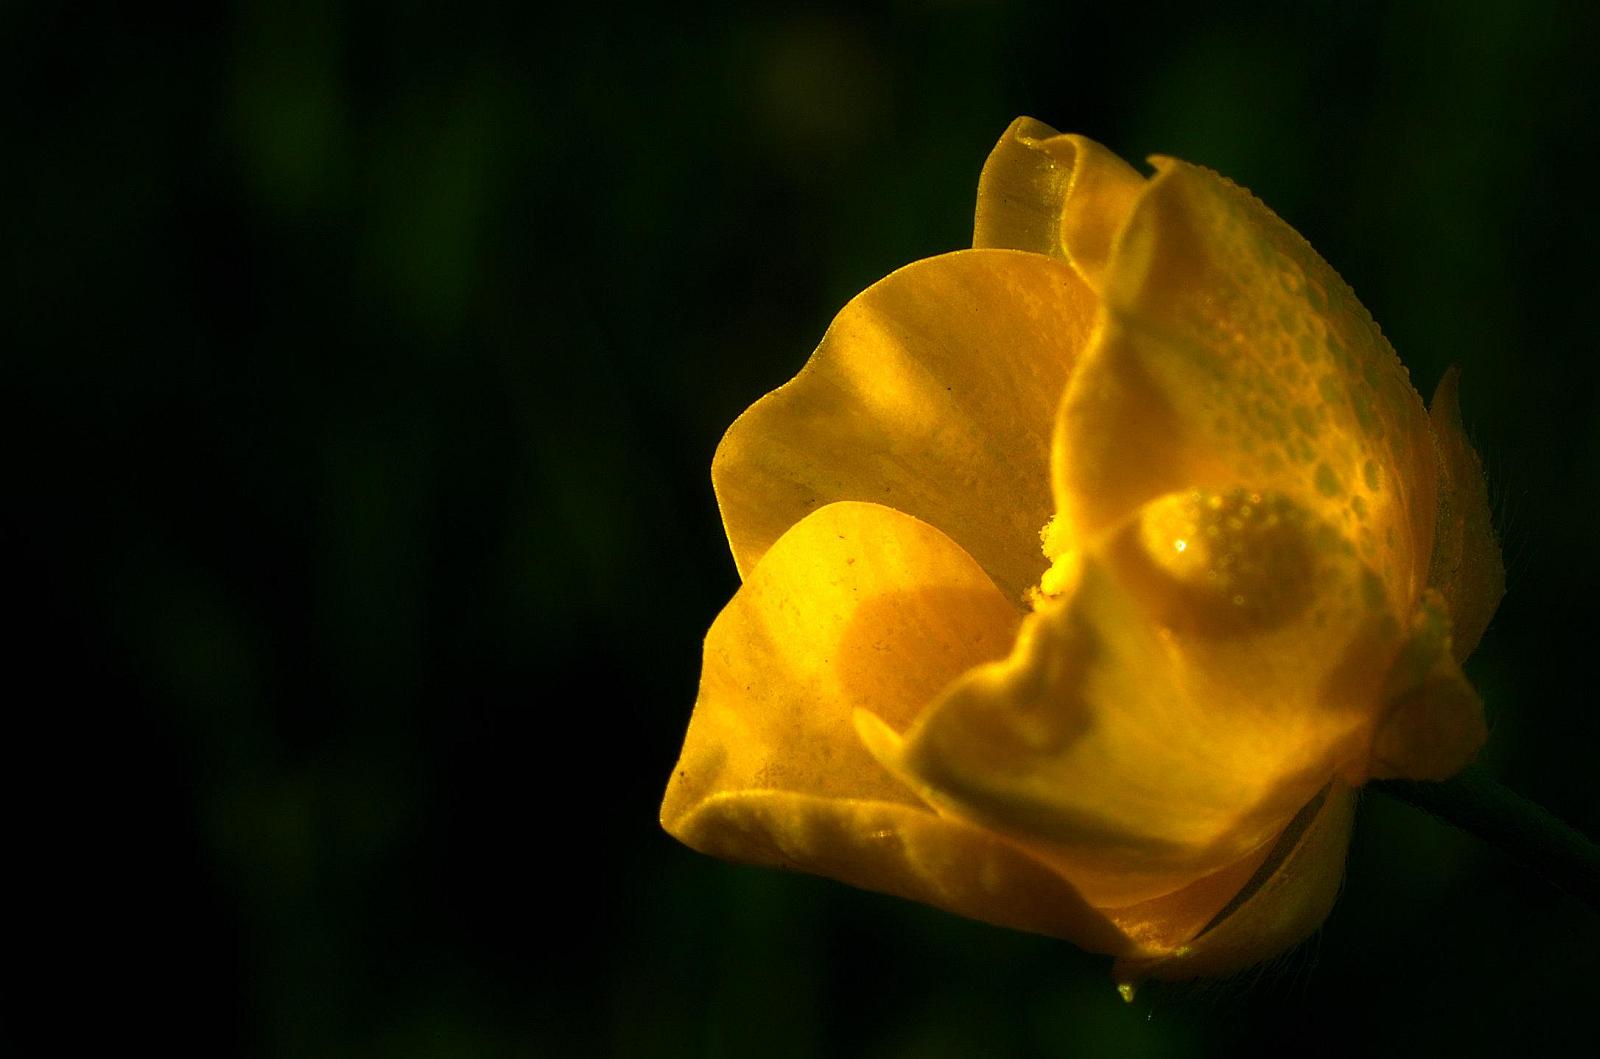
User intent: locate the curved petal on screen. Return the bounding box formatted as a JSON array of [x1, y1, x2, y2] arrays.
[[672, 791, 1129, 953], [1052, 159, 1437, 616], [1426, 366, 1505, 662], [972, 117, 1147, 293], [859, 488, 1393, 907], [663, 502, 1127, 948], [1112, 784, 1358, 983], [713, 249, 1097, 603]]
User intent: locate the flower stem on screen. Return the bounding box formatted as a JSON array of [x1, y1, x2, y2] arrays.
[[1371, 765, 1600, 915]]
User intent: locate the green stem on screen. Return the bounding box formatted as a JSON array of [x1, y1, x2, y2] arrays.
[[1371, 765, 1600, 914]]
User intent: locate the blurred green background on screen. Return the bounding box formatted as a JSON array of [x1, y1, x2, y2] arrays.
[[9, 0, 1599, 1055]]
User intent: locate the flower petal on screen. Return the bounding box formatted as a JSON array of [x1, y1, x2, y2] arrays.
[[972, 117, 1147, 293], [1112, 784, 1358, 983], [663, 502, 1124, 949], [1052, 159, 1437, 616], [1425, 366, 1505, 662], [713, 249, 1097, 603], [672, 791, 1129, 953], [662, 501, 1022, 823], [860, 489, 1391, 907]]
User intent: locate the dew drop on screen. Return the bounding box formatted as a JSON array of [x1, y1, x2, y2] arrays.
[[1306, 279, 1329, 313], [1315, 462, 1342, 497]]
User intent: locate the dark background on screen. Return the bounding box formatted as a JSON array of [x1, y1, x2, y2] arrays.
[[9, 1, 1599, 1055]]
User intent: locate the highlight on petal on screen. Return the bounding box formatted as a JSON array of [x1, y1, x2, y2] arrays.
[[858, 488, 1390, 907], [713, 249, 1097, 602], [972, 117, 1147, 293], [661, 501, 1125, 950], [1053, 158, 1438, 616], [1426, 366, 1505, 662], [1112, 784, 1358, 983]]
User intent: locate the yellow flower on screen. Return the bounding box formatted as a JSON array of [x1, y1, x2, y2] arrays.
[[660, 117, 1504, 982]]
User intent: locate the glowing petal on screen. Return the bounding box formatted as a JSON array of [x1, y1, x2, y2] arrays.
[[1053, 159, 1437, 614], [859, 490, 1386, 906], [714, 249, 1098, 603], [1112, 784, 1358, 983], [1426, 366, 1505, 661], [972, 117, 1147, 292], [664, 502, 1125, 948]]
